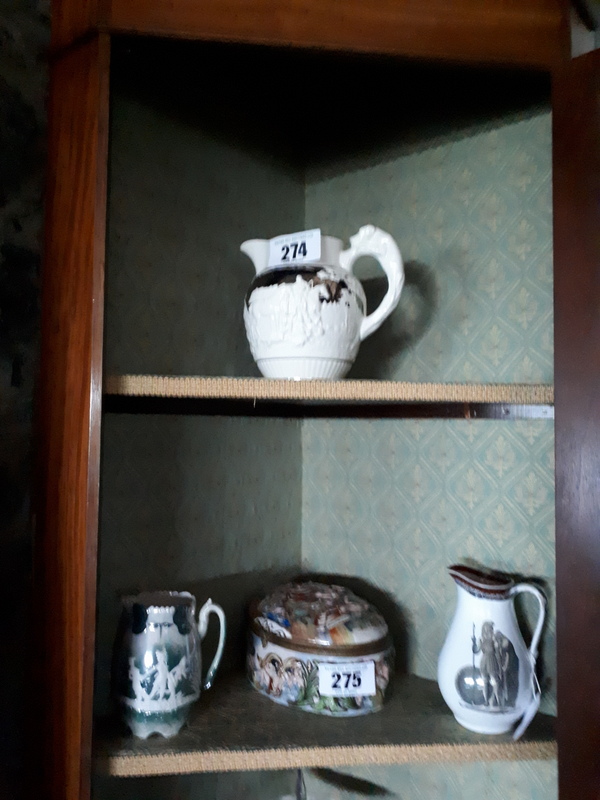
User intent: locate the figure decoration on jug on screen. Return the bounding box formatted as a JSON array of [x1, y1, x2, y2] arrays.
[[125, 649, 191, 711], [454, 620, 519, 711]]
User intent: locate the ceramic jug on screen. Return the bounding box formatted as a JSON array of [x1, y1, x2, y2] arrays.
[[241, 225, 404, 379], [112, 591, 226, 738], [437, 565, 545, 739]]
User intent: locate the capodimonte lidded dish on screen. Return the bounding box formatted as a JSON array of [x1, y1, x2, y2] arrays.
[[247, 581, 394, 716]]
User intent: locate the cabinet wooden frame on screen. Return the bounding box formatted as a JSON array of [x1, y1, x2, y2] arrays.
[[37, 4, 599, 799], [37, 32, 110, 800], [50, 0, 570, 68], [552, 49, 600, 800]]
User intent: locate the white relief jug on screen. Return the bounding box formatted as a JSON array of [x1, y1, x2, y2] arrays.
[[241, 225, 404, 379], [112, 591, 226, 738], [437, 565, 546, 739]]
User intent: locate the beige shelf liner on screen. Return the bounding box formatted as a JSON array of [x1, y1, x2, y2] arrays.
[[104, 375, 554, 405], [95, 674, 556, 777], [100, 740, 557, 777]]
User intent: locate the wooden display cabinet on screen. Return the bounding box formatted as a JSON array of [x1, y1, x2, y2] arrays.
[[37, 2, 600, 799]]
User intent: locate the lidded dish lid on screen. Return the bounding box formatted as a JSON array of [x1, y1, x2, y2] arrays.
[[251, 581, 389, 651]]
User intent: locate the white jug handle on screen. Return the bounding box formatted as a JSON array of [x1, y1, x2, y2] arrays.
[[509, 582, 546, 740], [197, 598, 226, 690], [509, 582, 546, 663], [338, 225, 405, 341], [512, 674, 541, 741]]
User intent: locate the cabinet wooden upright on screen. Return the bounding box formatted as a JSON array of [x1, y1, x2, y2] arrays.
[[37, 2, 600, 799]]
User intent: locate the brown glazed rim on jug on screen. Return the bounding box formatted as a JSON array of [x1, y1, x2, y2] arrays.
[[249, 600, 392, 658], [448, 564, 514, 600]]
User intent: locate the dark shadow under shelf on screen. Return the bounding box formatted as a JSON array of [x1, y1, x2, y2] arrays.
[[95, 673, 556, 777]]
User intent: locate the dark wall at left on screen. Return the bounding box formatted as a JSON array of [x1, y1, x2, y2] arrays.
[[0, 2, 48, 796]]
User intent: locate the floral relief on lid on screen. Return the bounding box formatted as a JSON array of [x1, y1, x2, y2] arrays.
[[255, 581, 388, 648]]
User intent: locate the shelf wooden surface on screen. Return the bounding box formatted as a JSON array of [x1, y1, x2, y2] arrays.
[[104, 375, 554, 406], [95, 673, 556, 777]]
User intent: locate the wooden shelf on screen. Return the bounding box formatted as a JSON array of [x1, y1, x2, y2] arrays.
[[95, 673, 556, 777], [104, 375, 554, 406]]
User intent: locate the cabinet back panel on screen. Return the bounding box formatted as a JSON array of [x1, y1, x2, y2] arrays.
[[302, 417, 556, 714], [94, 770, 295, 799], [104, 88, 303, 377], [306, 110, 553, 383]]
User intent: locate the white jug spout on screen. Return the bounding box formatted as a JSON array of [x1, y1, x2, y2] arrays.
[[240, 239, 270, 276]]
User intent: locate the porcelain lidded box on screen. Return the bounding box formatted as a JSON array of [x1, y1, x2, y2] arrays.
[[247, 581, 394, 716]]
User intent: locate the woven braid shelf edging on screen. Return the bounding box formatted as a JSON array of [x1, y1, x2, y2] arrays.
[[104, 375, 554, 405], [94, 673, 556, 776], [97, 739, 558, 777]]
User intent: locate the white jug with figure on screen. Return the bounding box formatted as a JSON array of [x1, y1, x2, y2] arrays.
[[437, 565, 546, 740]]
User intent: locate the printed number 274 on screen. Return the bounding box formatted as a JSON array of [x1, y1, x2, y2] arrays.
[[281, 241, 308, 261]]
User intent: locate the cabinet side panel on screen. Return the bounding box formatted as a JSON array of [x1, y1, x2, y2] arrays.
[[552, 50, 600, 800], [36, 35, 109, 800]]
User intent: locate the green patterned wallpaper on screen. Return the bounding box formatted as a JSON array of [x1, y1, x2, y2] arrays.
[[301, 418, 556, 716], [303, 762, 557, 800], [94, 761, 556, 800], [306, 110, 553, 383]]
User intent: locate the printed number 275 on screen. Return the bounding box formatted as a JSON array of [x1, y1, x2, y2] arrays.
[[331, 671, 362, 689]]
